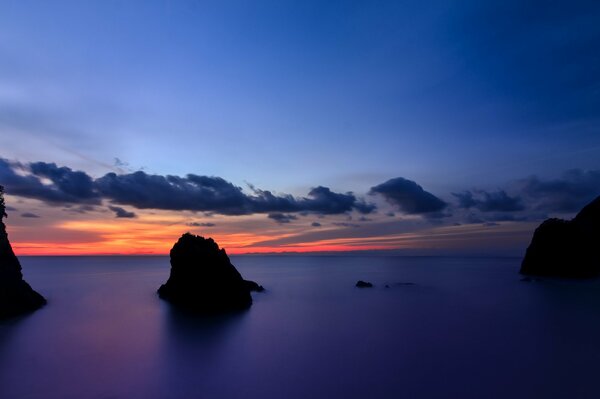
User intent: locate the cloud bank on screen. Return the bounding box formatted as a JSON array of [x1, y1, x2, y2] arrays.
[[0, 158, 376, 217], [3, 158, 599, 225]]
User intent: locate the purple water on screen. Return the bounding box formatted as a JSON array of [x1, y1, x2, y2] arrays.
[[2, 255, 600, 399]]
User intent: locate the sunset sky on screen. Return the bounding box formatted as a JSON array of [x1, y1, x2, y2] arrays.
[[1, 0, 599, 255]]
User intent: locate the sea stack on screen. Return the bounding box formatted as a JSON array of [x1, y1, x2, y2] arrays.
[[158, 233, 260, 313], [0, 185, 46, 319], [520, 195, 600, 278]]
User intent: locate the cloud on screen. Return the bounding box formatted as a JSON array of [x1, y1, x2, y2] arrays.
[[452, 190, 524, 212], [449, 169, 600, 224], [29, 161, 98, 201], [96, 171, 251, 214], [108, 205, 136, 218], [268, 213, 298, 224], [369, 177, 447, 214], [0, 158, 100, 205], [311, 222, 322, 227], [1, 159, 375, 216], [517, 169, 600, 212], [251, 185, 375, 215], [186, 222, 216, 227], [96, 171, 373, 215], [21, 212, 40, 218]]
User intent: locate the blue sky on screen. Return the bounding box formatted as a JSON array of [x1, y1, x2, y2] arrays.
[[1, 0, 599, 254]]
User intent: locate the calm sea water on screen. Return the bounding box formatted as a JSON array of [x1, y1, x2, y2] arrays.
[[2, 255, 600, 399]]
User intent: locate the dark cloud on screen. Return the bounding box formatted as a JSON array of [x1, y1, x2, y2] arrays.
[[252, 186, 375, 215], [96, 172, 249, 214], [353, 200, 377, 214], [370, 177, 447, 215], [1, 159, 375, 216], [450, 169, 600, 225], [96, 171, 375, 216], [311, 222, 322, 227], [452, 190, 524, 212], [108, 205, 136, 218], [268, 213, 297, 224], [0, 159, 102, 206], [454, 169, 600, 224], [186, 222, 216, 227], [517, 169, 600, 212], [0, 158, 99, 205], [29, 162, 98, 201], [21, 212, 40, 218]]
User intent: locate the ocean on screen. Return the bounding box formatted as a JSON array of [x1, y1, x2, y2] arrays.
[[1, 255, 600, 399]]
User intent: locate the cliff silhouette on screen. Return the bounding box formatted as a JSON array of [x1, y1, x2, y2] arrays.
[[520, 195, 600, 278], [0, 185, 46, 319], [158, 233, 262, 313]]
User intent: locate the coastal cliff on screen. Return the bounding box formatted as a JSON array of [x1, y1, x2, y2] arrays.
[[0, 186, 46, 319], [520, 196, 600, 278]]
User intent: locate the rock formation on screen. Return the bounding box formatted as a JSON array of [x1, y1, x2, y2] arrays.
[[158, 233, 262, 313], [355, 280, 373, 288], [520, 195, 600, 278], [0, 185, 46, 319]]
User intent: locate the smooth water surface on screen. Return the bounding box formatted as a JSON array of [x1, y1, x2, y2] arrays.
[[2, 256, 600, 399]]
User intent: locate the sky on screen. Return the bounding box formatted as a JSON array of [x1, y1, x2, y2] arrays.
[[0, 0, 599, 255]]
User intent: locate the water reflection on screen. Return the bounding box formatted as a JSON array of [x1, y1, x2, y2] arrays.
[[158, 305, 249, 397]]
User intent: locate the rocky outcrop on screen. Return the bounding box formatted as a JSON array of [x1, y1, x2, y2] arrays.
[[0, 186, 46, 319], [355, 280, 373, 288], [158, 233, 262, 313], [520, 196, 600, 278], [244, 279, 265, 292]]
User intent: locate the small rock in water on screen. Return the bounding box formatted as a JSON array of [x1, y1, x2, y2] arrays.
[[355, 280, 373, 288]]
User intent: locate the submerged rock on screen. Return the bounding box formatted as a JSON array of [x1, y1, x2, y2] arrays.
[[355, 280, 373, 288], [0, 186, 46, 319], [520, 196, 600, 278], [158, 233, 261, 313]]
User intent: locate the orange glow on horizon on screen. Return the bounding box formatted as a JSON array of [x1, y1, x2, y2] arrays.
[[9, 220, 536, 256]]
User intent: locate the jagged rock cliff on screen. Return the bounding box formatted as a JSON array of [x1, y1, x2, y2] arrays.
[[0, 186, 46, 319], [520, 196, 600, 278]]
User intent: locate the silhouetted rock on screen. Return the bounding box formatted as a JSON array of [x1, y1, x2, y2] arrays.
[[158, 233, 259, 313], [244, 280, 265, 292], [355, 280, 373, 288], [520, 196, 600, 278], [0, 186, 46, 319]]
